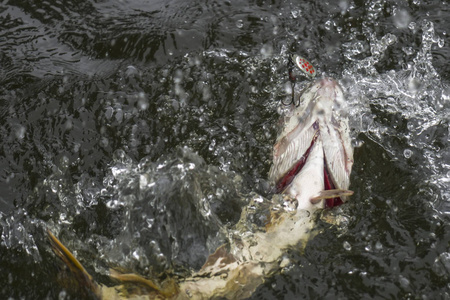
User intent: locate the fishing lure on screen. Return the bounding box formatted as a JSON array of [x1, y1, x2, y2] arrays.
[[284, 54, 317, 106]]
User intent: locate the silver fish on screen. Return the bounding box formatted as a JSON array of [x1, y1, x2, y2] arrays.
[[47, 77, 354, 300]]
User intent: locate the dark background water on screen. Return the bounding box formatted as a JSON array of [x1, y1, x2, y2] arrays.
[[1, 0, 449, 299]]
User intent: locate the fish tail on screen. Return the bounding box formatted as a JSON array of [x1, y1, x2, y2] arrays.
[[47, 229, 101, 299]]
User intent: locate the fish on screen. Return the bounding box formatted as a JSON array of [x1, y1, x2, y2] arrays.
[[47, 76, 354, 299]]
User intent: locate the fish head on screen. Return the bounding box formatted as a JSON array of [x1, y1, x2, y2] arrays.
[[269, 78, 354, 212]]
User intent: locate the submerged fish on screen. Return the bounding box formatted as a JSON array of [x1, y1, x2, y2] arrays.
[[47, 71, 354, 299]]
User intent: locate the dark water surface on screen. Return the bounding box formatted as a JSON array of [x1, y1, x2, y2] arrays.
[[1, 0, 449, 299]]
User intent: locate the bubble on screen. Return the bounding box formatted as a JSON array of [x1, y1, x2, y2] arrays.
[[403, 149, 413, 158]]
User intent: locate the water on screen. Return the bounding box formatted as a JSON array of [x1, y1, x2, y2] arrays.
[[1, 0, 449, 299]]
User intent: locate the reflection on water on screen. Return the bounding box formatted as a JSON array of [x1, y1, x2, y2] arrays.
[[0, 0, 449, 299]]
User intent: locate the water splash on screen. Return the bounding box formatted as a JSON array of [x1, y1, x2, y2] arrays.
[[90, 146, 251, 275], [340, 19, 449, 216]]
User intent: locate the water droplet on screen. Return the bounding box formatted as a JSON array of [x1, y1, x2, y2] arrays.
[[260, 44, 273, 59], [375, 241, 383, 250], [14, 124, 26, 140], [393, 9, 412, 29], [173, 69, 183, 84], [343, 241, 352, 251], [291, 10, 300, 19], [339, 0, 349, 13], [115, 108, 123, 123], [215, 188, 224, 198], [352, 139, 364, 148], [125, 65, 139, 77], [402, 47, 414, 55], [105, 106, 113, 119], [58, 290, 67, 300], [432, 252, 450, 276], [137, 92, 149, 110], [403, 149, 413, 158], [59, 156, 69, 172], [132, 249, 140, 260]]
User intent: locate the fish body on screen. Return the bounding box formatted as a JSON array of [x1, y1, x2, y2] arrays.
[[270, 78, 354, 210], [173, 77, 354, 299], [48, 77, 354, 299]]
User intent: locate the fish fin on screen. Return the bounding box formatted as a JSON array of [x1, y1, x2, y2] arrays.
[[110, 269, 179, 298], [321, 118, 353, 192], [310, 189, 353, 204], [269, 124, 318, 183], [47, 229, 101, 299]]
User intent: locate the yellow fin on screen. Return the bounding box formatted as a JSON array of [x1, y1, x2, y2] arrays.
[[110, 269, 179, 298], [47, 229, 101, 299], [310, 189, 353, 204]]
